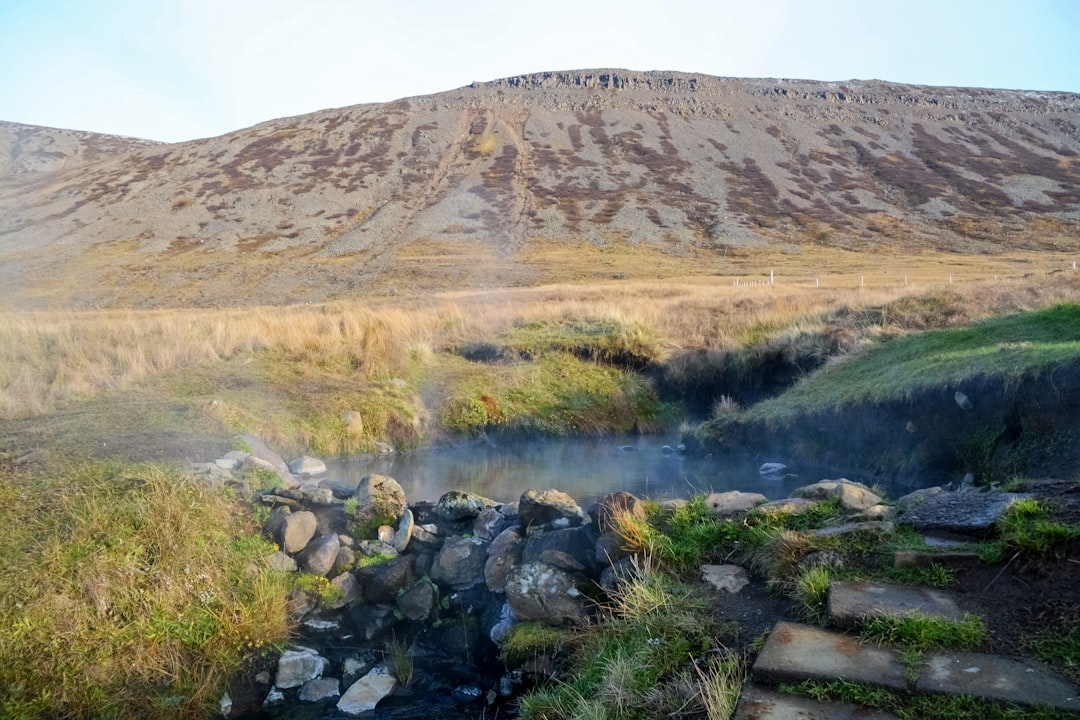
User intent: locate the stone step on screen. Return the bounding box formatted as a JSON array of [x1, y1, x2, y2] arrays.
[[828, 580, 965, 629], [752, 622, 1080, 713], [733, 683, 899, 720], [751, 622, 909, 691]]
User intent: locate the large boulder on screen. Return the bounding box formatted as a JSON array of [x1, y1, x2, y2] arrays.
[[289, 455, 328, 477], [337, 667, 396, 716], [430, 536, 487, 590], [351, 475, 408, 536], [397, 577, 439, 621], [280, 510, 318, 554], [793, 479, 882, 511], [358, 554, 416, 605], [434, 490, 496, 521], [298, 533, 341, 577], [505, 562, 586, 625], [519, 489, 584, 529]]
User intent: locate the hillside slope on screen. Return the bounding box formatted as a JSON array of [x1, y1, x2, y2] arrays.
[[1, 70, 1078, 308]]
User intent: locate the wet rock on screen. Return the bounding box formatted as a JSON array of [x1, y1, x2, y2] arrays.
[[298, 533, 340, 577], [485, 526, 524, 593], [759, 462, 789, 477], [351, 474, 408, 535], [337, 667, 396, 716], [899, 491, 1034, 536], [474, 506, 509, 540], [519, 488, 584, 529], [794, 479, 882, 511], [505, 562, 585, 625], [280, 510, 318, 553], [275, 646, 328, 689], [523, 525, 599, 576], [435, 490, 496, 521], [705, 490, 767, 515], [397, 577, 439, 621], [289, 455, 327, 476], [452, 684, 484, 703], [299, 677, 340, 703], [431, 536, 487, 590], [359, 554, 416, 604], [393, 507, 415, 552]]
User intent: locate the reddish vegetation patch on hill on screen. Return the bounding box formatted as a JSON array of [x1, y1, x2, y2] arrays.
[[1, 71, 1078, 308]]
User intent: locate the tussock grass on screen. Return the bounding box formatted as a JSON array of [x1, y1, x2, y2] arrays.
[[0, 461, 291, 719], [860, 613, 987, 652]]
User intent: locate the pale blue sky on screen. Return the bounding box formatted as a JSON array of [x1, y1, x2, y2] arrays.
[[1, 0, 1077, 143]]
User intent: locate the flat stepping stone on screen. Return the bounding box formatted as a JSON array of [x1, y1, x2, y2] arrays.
[[828, 581, 965, 629], [892, 550, 981, 569], [752, 622, 909, 691], [734, 683, 899, 719], [899, 491, 1033, 537], [918, 650, 1080, 712]]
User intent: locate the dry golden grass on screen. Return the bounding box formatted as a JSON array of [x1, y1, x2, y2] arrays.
[[2, 248, 1077, 424]]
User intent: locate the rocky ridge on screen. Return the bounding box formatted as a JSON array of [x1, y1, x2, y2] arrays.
[[1, 70, 1078, 308]]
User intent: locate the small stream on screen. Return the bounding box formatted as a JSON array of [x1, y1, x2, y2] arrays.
[[324, 434, 817, 506]]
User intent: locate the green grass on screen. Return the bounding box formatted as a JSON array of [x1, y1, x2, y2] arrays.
[[788, 679, 1072, 720], [860, 613, 987, 652], [501, 622, 574, 666], [517, 563, 742, 720], [717, 303, 1080, 427], [0, 461, 292, 720]]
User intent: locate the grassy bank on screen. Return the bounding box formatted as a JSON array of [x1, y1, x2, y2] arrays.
[[0, 461, 291, 719], [1, 269, 1077, 463]]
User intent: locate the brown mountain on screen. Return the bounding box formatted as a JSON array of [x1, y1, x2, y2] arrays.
[[2, 70, 1078, 309]]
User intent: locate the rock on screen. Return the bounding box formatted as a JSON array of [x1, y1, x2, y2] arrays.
[[518, 488, 584, 529], [280, 510, 318, 554], [474, 506, 509, 540], [861, 504, 896, 521], [299, 677, 340, 703], [814, 521, 895, 538], [343, 409, 364, 438], [895, 486, 944, 509], [393, 507, 415, 552], [377, 525, 395, 544], [215, 456, 241, 470], [893, 550, 981, 569], [704, 491, 767, 515], [435, 490, 496, 520], [298, 533, 341, 577], [406, 522, 442, 553], [342, 654, 377, 685], [954, 390, 974, 410], [351, 474, 408, 535], [505, 562, 585, 625], [267, 550, 297, 572], [588, 491, 644, 533], [899, 491, 1034, 536], [397, 577, 439, 621], [452, 685, 484, 703], [358, 554, 416, 605], [299, 485, 335, 506], [828, 581, 965, 629], [263, 686, 285, 707], [485, 526, 524, 593], [289, 455, 328, 476], [523, 525, 599, 576], [337, 667, 396, 716], [794, 479, 882, 511], [490, 602, 518, 645], [287, 587, 318, 620], [431, 536, 487, 590], [331, 546, 356, 577], [345, 603, 396, 642], [326, 572, 361, 609], [759, 462, 788, 477], [756, 498, 818, 515], [701, 564, 750, 593], [275, 646, 328, 689]]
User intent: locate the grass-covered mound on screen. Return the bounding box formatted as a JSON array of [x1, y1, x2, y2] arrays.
[[697, 303, 1080, 480], [0, 461, 291, 720]]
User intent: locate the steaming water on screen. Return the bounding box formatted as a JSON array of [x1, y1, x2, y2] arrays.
[[324, 435, 813, 506]]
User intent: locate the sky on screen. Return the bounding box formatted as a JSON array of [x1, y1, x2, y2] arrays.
[[1, 0, 1078, 143]]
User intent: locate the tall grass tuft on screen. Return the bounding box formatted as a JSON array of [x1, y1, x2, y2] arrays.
[[0, 461, 292, 720]]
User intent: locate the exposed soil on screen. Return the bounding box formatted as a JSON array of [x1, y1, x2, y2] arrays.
[[705, 476, 1080, 687]]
